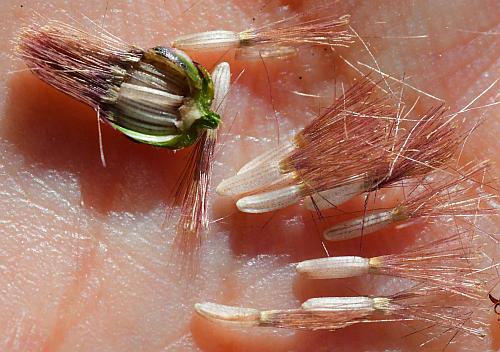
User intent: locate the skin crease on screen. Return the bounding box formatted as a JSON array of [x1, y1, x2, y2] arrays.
[[0, 0, 499, 351]]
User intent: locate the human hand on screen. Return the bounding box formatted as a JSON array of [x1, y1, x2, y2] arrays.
[[1, 0, 498, 351]]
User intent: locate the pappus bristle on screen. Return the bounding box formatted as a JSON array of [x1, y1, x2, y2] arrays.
[[172, 10, 353, 59], [281, 80, 395, 191], [324, 161, 497, 241], [238, 13, 353, 50], [375, 105, 459, 188], [172, 62, 231, 257], [16, 20, 142, 109], [306, 103, 461, 210], [393, 162, 496, 220]]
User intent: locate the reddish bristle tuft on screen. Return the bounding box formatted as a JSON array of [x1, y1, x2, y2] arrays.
[[173, 130, 216, 256], [400, 161, 497, 220], [373, 234, 490, 300], [375, 105, 460, 189], [260, 309, 366, 330], [282, 79, 395, 194], [241, 11, 354, 49], [16, 21, 140, 108]]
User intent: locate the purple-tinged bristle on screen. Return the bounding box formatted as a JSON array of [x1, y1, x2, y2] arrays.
[[240, 12, 354, 49], [16, 21, 142, 109], [374, 104, 459, 189], [281, 79, 396, 194]]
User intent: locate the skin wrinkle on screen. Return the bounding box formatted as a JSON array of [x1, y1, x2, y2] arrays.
[[0, 0, 498, 351], [436, 27, 500, 103], [41, 240, 104, 352], [1, 312, 44, 351]]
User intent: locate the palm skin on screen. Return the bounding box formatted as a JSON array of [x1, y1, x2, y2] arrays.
[[0, 0, 498, 351]]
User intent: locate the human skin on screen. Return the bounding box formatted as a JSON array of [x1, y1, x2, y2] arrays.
[[0, 0, 498, 351]]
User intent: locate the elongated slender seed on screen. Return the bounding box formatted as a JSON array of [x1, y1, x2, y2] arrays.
[[172, 30, 241, 50], [237, 141, 296, 175], [211, 62, 231, 113], [324, 210, 394, 241], [302, 296, 381, 312], [236, 184, 305, 213], [194, 303, 261, 325], [303, 180, 367, 210], [216, 161, 294, 196], [296, 256, 370, 279], [235, 46, 298, 60]]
